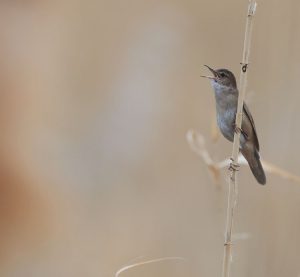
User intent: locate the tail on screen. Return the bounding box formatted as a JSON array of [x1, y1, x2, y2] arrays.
[[242, 148, 266, 185]]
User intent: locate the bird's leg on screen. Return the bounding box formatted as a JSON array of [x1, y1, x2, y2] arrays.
[[229, 123, 243, 171]]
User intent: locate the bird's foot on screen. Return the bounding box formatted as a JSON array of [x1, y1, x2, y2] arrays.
[[233, 123, 248, 139], [233, 124, 242, 134], [228, 158, 240, 172]]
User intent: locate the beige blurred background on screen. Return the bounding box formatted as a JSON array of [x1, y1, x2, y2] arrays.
[[0, 0, 299, 276]]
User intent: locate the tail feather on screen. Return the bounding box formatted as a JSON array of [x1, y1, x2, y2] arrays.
[[242, 148, 266, 185], [249, 156, 266, 185]]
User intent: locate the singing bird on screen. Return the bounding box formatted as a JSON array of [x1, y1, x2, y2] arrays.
[[201, 65, 266, 185]]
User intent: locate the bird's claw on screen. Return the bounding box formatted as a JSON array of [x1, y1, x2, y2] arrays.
[[234, 124, 242, 134], [233, 124, 248, 139], [229, 158, 240, 172]]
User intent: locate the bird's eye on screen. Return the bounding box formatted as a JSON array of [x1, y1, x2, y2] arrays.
[[220, 72, 226, 77]]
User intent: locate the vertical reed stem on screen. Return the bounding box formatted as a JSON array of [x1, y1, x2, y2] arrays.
[[221, 1, 257, 277]]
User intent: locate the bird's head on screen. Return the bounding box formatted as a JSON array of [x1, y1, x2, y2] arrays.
[[201, 65, 237, 89]]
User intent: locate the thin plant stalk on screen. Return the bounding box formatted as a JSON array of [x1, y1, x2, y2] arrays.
[[221, 1, 257, 277]]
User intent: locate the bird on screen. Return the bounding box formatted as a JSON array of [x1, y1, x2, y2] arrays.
[[201, 65, 266, 185]]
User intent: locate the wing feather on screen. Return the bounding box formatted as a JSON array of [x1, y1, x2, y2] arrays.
[[243, 103, 260, 151]]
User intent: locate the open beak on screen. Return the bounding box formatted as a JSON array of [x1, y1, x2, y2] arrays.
[[200, 65, 219, 80]]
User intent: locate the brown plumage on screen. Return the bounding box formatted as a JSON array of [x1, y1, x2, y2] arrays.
[[201, 65, 266, 185]]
